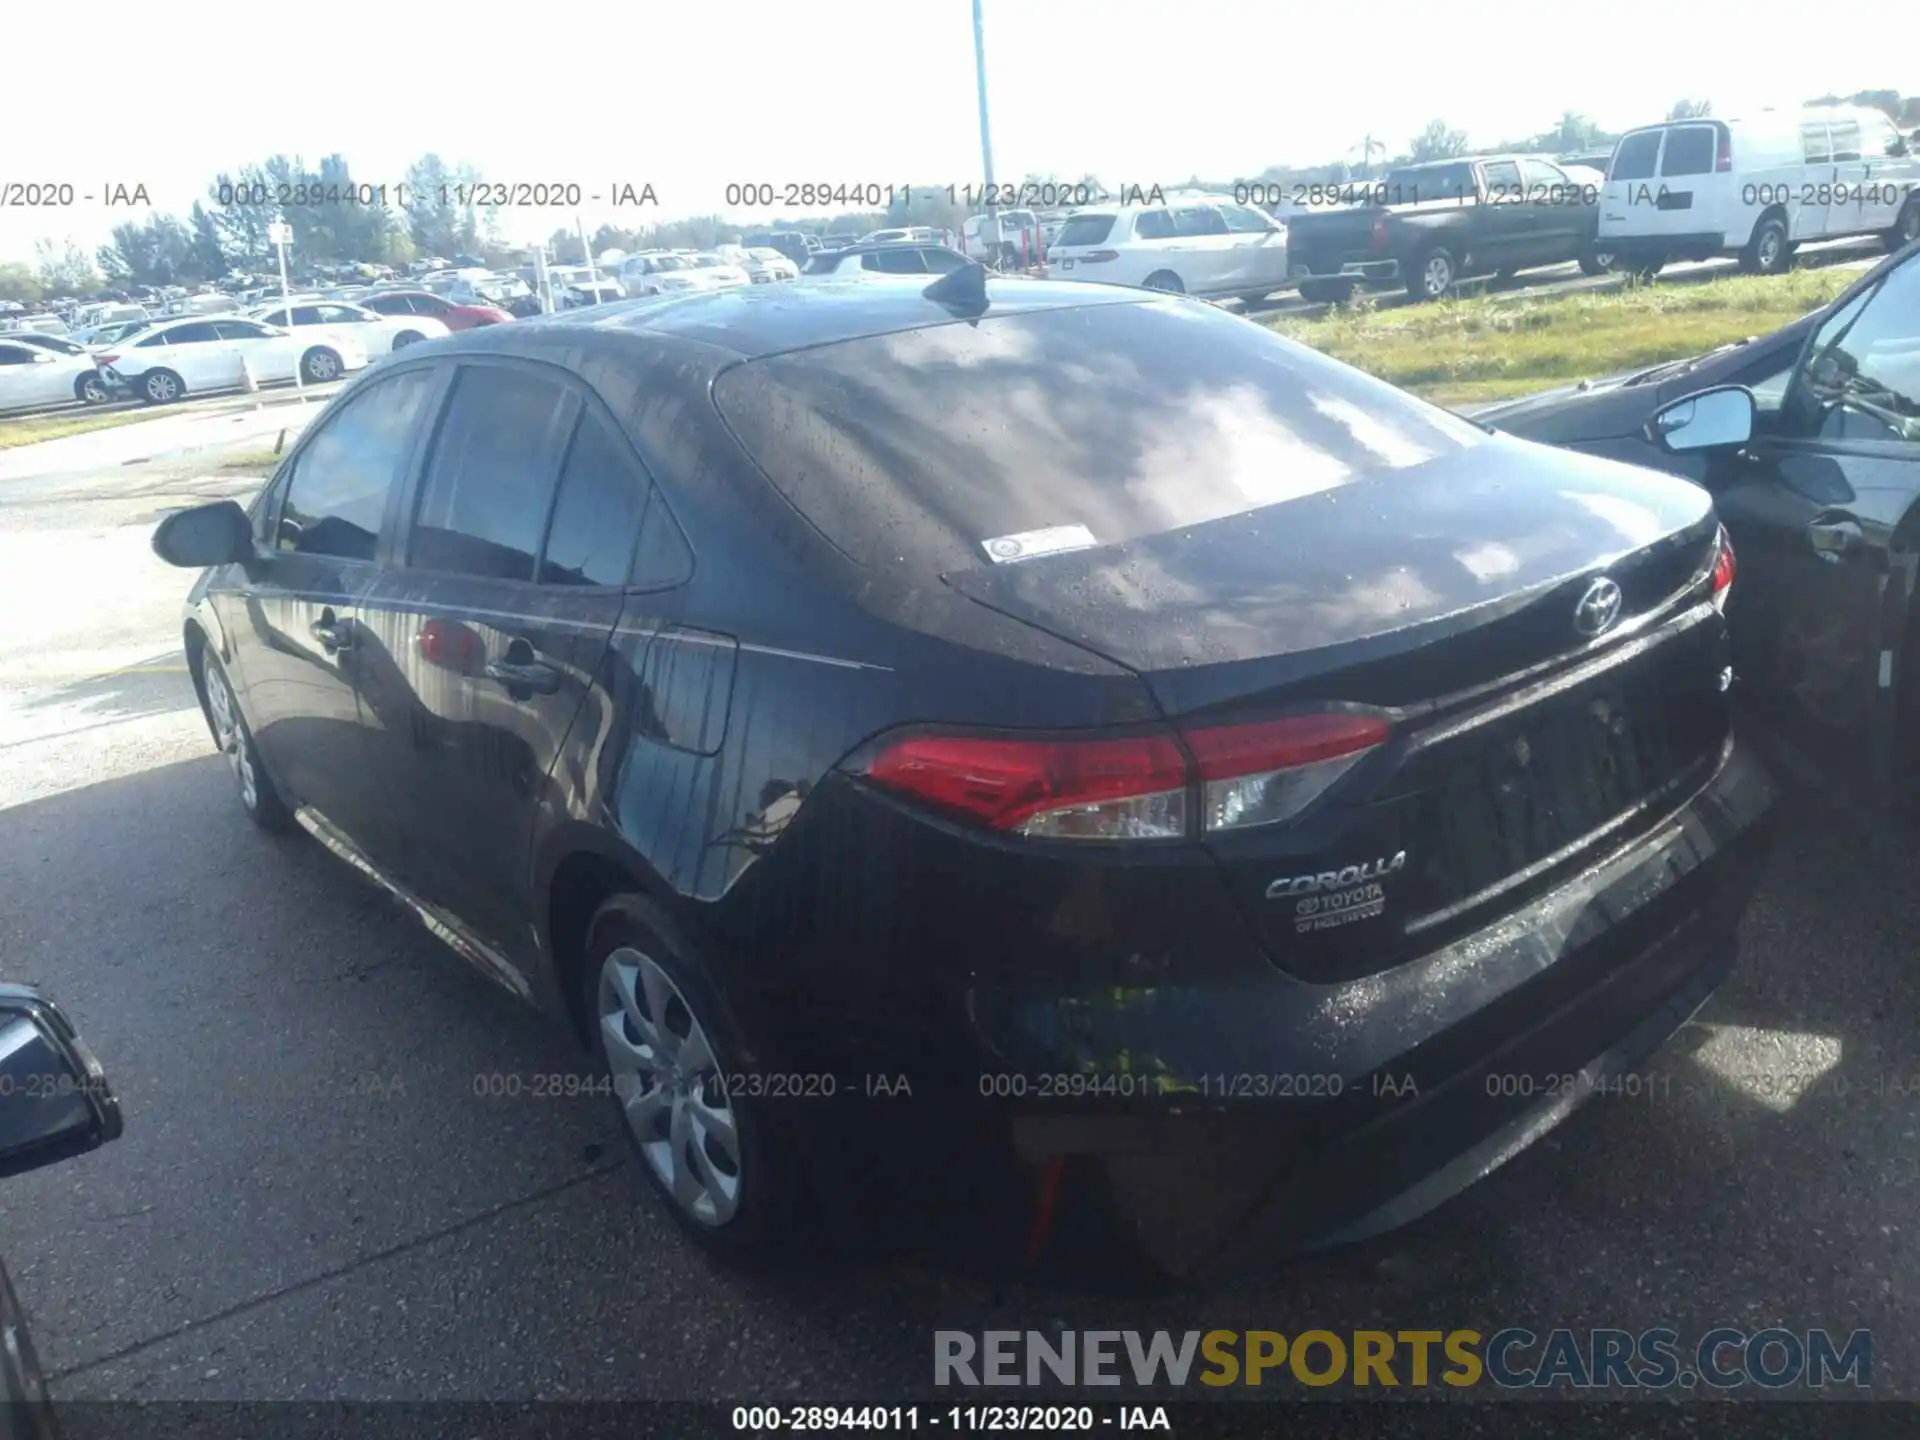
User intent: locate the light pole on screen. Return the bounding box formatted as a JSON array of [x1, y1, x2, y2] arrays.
[[972, 0, 998, 252]]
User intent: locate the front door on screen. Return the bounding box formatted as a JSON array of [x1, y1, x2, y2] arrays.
[[1705, 249, 1920, 791], [353, 359, 641, 966], [222, 365, 443, 841]]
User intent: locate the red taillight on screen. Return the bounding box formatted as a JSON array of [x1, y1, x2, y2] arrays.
[[1711, 525, 1735, 609], [1186, 713, 1391, 834], [858, 711, 1390, 841], [97, 353, 120, 366], [1370, 212, 1390, 248], [1715, 130, 1733, 172], [1080, 249, 1121, 263], [864, 731, 1188, 839]]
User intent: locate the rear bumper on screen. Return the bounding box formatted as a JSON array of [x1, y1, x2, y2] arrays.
[[1291, 255, 1402, 282], [1008, 738, 1773, 1277], [792, 735, 1773, 1277]]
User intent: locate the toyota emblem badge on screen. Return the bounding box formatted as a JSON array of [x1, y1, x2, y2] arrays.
[[1573, 577, 1623, 638]]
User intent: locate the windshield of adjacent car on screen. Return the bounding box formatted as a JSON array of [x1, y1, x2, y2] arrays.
[[713, 297, 1485, 575]]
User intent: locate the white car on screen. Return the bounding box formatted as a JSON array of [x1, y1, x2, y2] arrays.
[[249, 299, 450, 357], [682, 253, 752, 289], [1598, 106, 1920, 276], [712, 244, 798, 283], [1041, 194, 1290, 301], [0, 337, 111, 412], [95, 315, 368, 405]]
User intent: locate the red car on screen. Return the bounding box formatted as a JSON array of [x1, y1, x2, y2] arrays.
[[360, 289, 510, 331]]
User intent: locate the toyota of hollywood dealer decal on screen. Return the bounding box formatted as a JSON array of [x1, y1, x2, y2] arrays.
[[1266, 849, 1406, 933]]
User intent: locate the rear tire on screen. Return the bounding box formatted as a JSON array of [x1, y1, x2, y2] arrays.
[[140, 369, 183, 405], [300, 346, 343, 383], [1577, 247, 1615, 276], [584, 894, 799, 1262], [390, 330, 424, 350], [1408, 246, 1457, 302], [1885, 199, 1920, 254], [1739, 213, 1791, 275], [199, 652, 292, 833], [1142, 270, 1185, 294]]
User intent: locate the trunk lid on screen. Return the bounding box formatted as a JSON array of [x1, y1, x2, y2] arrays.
[[947, 438, 1730, 979]]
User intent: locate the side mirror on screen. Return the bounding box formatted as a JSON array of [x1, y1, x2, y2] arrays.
[[1648, 385, 1755, 453], [0, 984, 122, 1181], [152, 498, 255, 568]]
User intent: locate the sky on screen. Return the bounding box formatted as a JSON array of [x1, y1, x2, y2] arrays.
[[2, 0, 1909, 268]]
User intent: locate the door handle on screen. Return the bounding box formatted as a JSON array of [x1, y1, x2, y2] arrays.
[[309, 612, 353, 651], [1807, 517, 1864, 564], [484, 658, 562, 694]]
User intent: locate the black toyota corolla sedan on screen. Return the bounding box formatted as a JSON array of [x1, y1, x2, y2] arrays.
[[152, 269, 1774, 1283]]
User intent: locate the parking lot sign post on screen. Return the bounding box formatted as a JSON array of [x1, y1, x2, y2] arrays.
[[268, 221, 303, 398]]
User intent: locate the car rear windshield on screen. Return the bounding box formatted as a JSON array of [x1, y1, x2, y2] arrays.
[[711, 298, 1485, 575], [1609, 130, 1663, 181], [1054, 215, 1116, 246]]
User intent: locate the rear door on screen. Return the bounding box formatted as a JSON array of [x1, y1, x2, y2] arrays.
[[1825, 117, 1870, 239], [1652, 123, 1718, 237], [1705, 248, 1920, 790], [1600, 127, 1668, 241], [1167, 204, 1236, 293], [157, 320, 241, 391], [225, 365, 443, 842], [1219, 201, 1291, 291], [1474, 160, 1533, 272], [353, 358, 643, 966], [1522, 158, 1592, 262]]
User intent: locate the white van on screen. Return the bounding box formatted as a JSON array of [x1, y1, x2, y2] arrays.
[[1598, 106, 1920, 275]]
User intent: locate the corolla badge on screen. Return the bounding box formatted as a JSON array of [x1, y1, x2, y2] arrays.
[[1266, 850, 1407, 900], [1573, 577, 1623, 638]]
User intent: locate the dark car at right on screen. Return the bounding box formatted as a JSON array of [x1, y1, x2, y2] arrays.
[[151, 273, 1774, 1285], [1482, 239, 1920, 805]]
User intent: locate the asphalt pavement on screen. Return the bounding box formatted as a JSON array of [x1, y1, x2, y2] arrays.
[[1, 376, 1917, 1409]]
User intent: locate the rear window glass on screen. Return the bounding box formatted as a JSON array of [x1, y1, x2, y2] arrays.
[[1609, 131, 1663, 181], [711, 299, 1485, 575], [1383, 164, 1474, 201], [1660, 126, 1716, 177], [1056, 214, 1115, 246]]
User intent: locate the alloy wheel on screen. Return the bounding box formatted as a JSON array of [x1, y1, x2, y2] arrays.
[[205, 666, 258, 811], [147, 373, 178, 402], [598, 947, 742, 1226], [1423, 253, 1452, 297], [1758, 226, 1783, 270], [307, 351, 340, 381]]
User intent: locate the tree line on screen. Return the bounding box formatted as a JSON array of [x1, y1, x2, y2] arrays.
[[3, 89, 1915, 307]]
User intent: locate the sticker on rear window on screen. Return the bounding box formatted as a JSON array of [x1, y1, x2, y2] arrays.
[[981, 524, 1097, 564]]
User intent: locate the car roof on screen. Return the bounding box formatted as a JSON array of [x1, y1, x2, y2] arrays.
[[425, 276, 1150, 367]]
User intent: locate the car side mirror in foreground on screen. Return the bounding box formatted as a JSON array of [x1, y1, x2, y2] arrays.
[[152, 498, 255, 568], [1648, 385, 1755, 454], [0, 984, 121, 1181]]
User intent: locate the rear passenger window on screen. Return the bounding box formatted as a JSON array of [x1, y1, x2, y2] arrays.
[[1172, 207, 1228, 237], [1609, 131, 1662, 182], [1133, 210, 1175, 241], [1659, 126, 1715, 177], [1802, 125, 1833, 165], [540, 411, 645, 586], [409, 365, 574, 580], [276, 368, 436, 561]]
